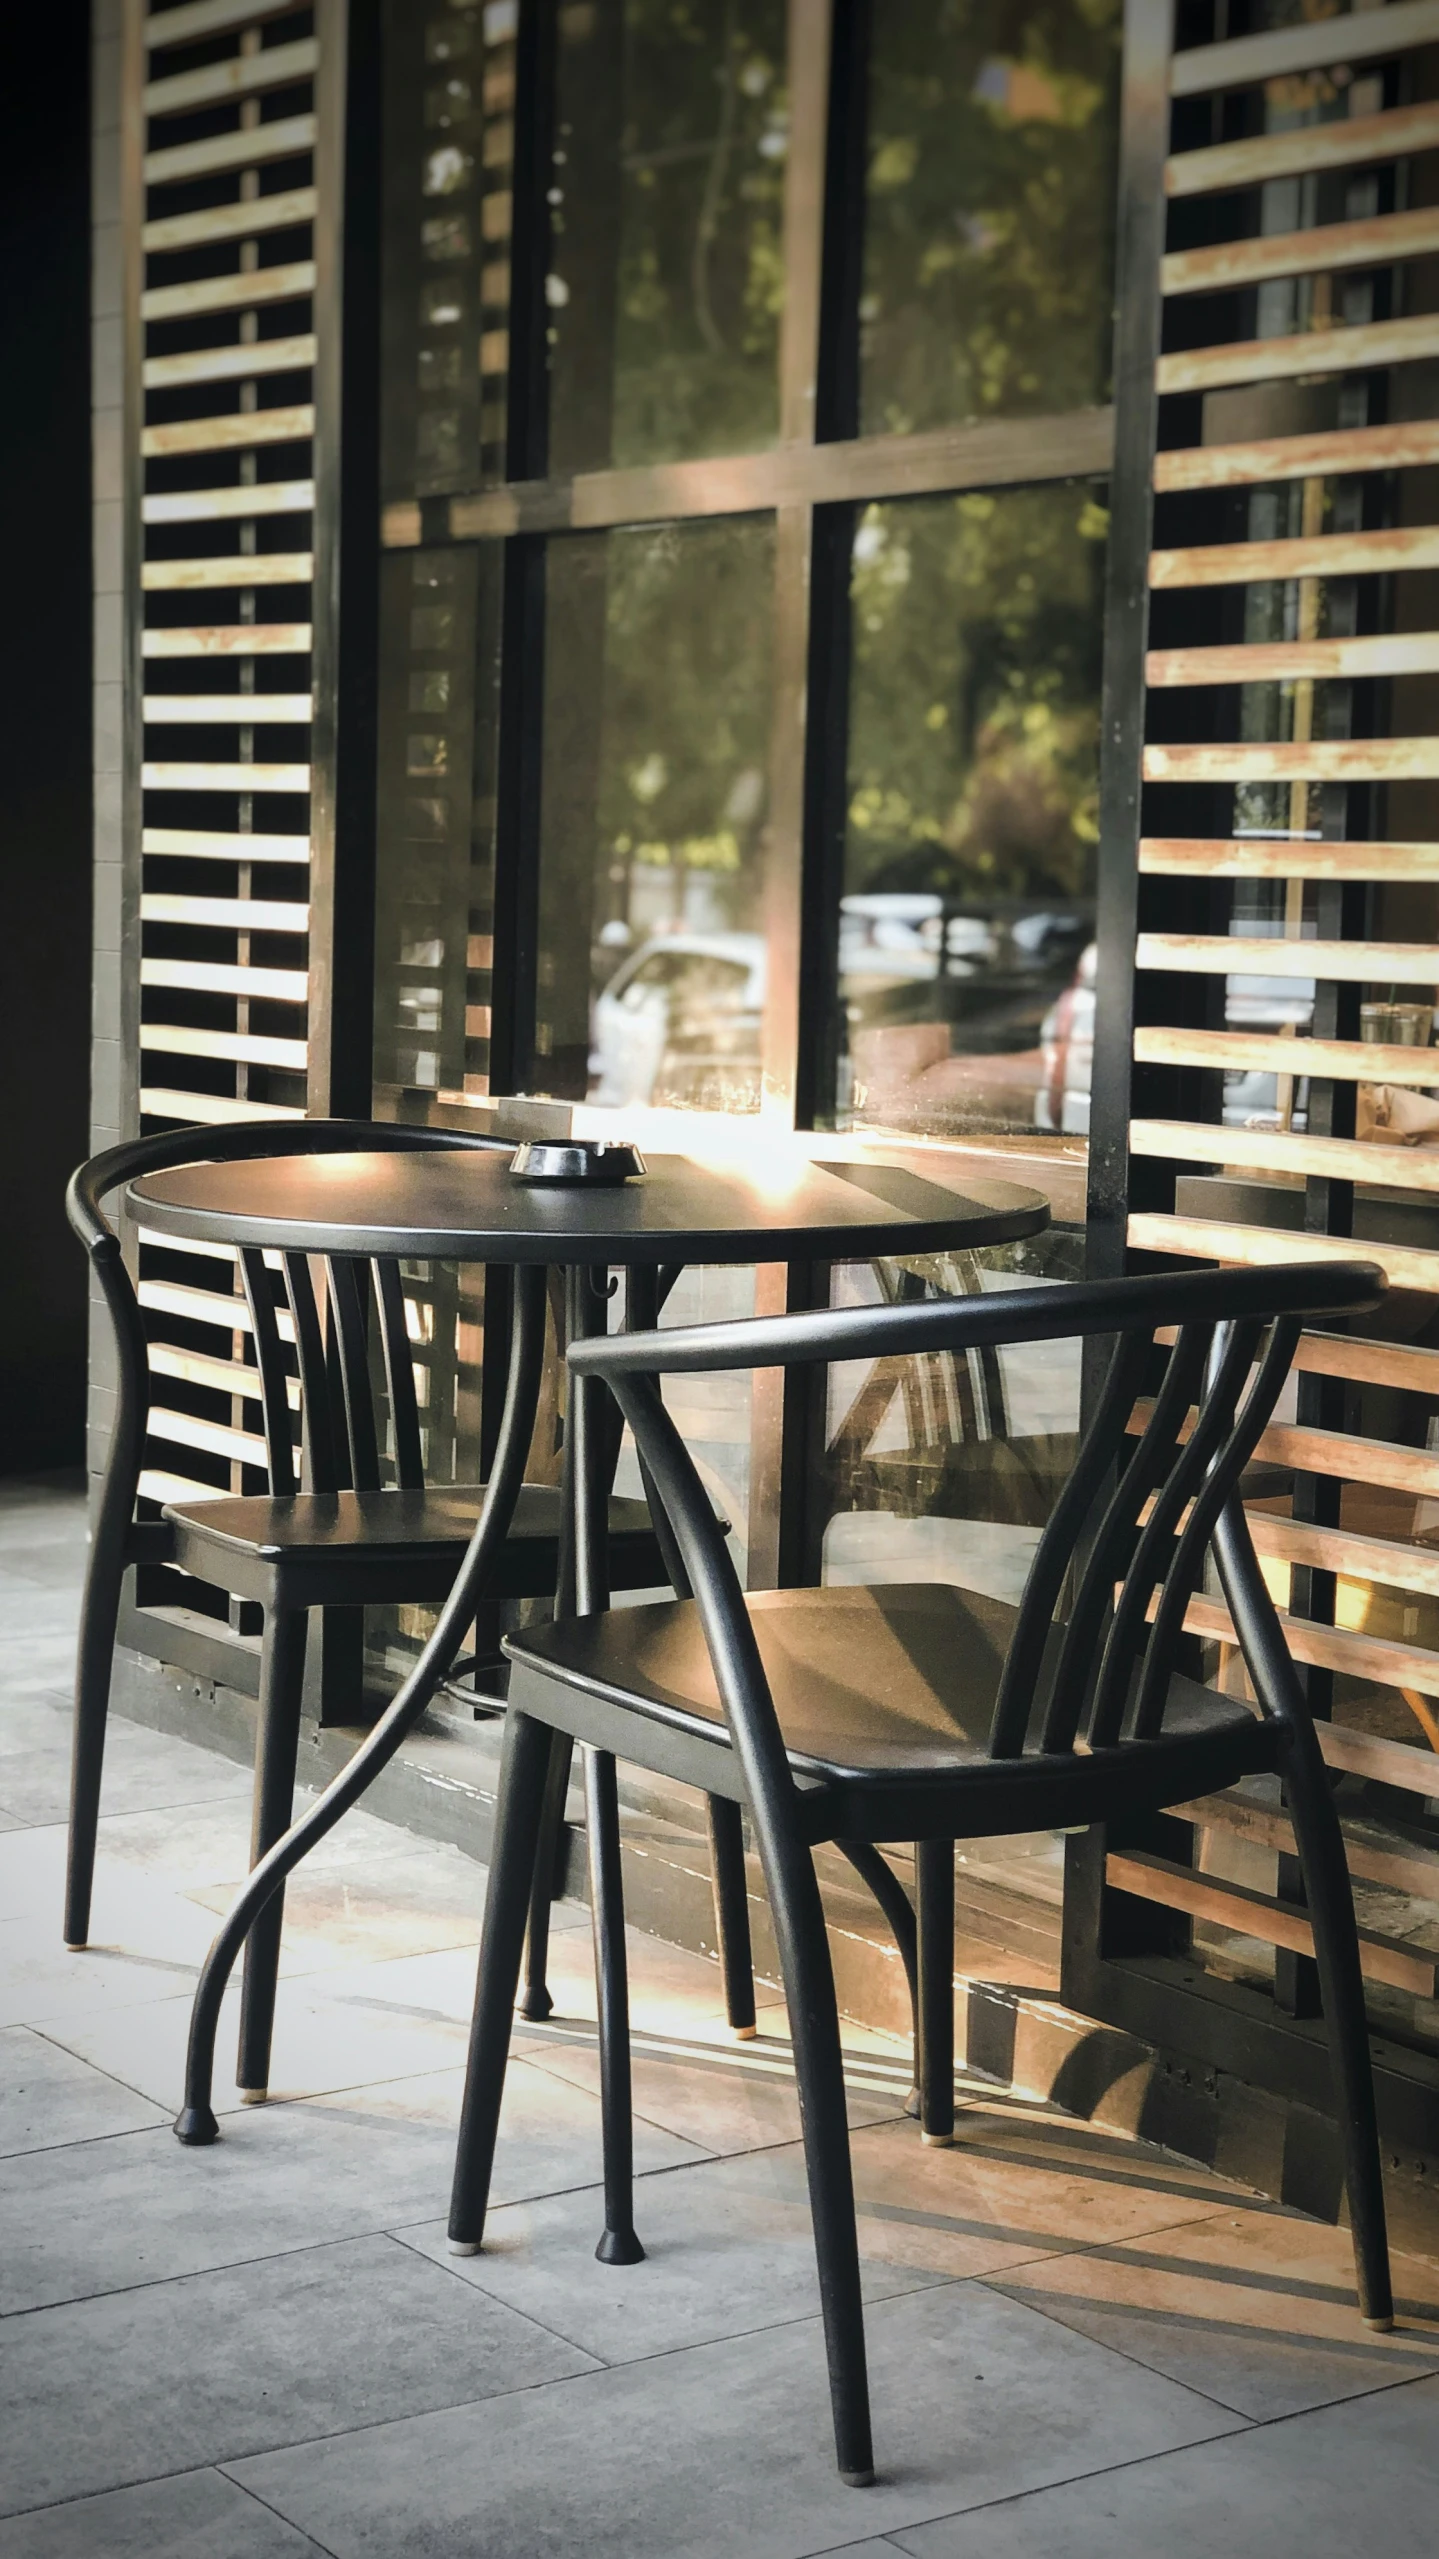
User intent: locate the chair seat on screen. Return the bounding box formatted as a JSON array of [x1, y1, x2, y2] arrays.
[[163, 1482, 665, 1606], [504, 1581, 1275, 1836]]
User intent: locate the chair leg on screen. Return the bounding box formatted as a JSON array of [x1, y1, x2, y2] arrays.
[[915, 1837, 955, 2146], [519, 1731, 573, 2020], [706, 1794, 757, 2038], [770, 1836, 874, 2485], [449, 1708, 554, 2251], [235, 1606, 307, 2102], [586, 1746, 644, 2264], [63, 1527, 133, 1949], [838, 1843, 920, 2115], [1281, 1725, 1394, 2328]]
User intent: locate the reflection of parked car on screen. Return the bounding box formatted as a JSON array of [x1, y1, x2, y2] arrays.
[[590, 932, 764, 1109]]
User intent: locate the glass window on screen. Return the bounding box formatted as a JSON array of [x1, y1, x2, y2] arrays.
[[831, 481, 1107, 1141], [859, 0, 1120, 438], [547, 0, 788, 475], [529, 512, 774, 1108]]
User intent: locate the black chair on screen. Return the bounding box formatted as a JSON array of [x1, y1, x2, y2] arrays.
[[448, 1258, 1395, 2486], [64, 1119, 671, 2104]]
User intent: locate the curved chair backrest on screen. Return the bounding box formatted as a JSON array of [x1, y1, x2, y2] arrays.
[[68, 1119, 513, 1514], [569, 1260, 1386, 1814]]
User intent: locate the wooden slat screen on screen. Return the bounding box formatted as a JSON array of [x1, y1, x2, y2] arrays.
[[128, 0, 323, 1651], [1122, 0, 1439, 2039]]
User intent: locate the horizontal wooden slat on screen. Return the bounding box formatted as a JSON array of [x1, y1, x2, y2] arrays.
[[143, 694, 312, 722], [1155, 418, 1439, 493], [1257, 1422, 1439, 1502], [1134, 1023, 1439, 1088], [1316, 1719, 1439, 1796], [141, 893, 309, 930], [140, 1024, 308, 1067], [150, 1344, 300, 1407], [141, 825, 309, 861], [1157, 312, 1439, 397], [1146, 635, 1439, 687], [142, 624, 312, 656], [1139, 835, 1439, 881], [144, 37, 317, 119], [1170, 3, 1439, 99], [141, 760, 311, 791], [1144, 739, 1439, 783], [145, 0, 308, 50], [148, 1406, 269, 1467], [140, 959, 308, 1000], [141, 262, 315, 323], [135, 1225, 236, 1266], [1294, 1329, 1439, 1397], [1163, 204, 1439, 298], [138, 1468, 219, 1507], [142, 186, 316, 254], [1180, 1787, 1439, 1899], [1130, 1116, 1439, 1196], [143, 113, 316, 187], [1165, 99, 1439, 199], [1128, 1212, 1439, 1296], [1105, 1850, 1437, 1997], [141, 556, 314, 591], [142, 482, 314, 524], [140, 1087, 306, 1123], [139, 1277, 250, 1332], [1150, 522, 1439, 588], [142, 406, 314, 458], [1136, 933, 1439, 984], [1184, 1588, 1439, 1710], [1246, 1511, 1439, 1604], [141, 334, 316, 391]]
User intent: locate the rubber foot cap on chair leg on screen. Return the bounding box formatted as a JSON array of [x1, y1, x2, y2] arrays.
[[63, 1940, 87, 1953], [174, 2104, 219, 2147], [841, 2468, 877, 2490], [447, 2238, 483, 2258], [1364, 2314, 1395, 2332], [921, 2130, 955, 2148], [238, 2088, 268, 2106], [731, 2023, 758, 2041], [595, 2227, 645, 2266], [516, 1986, 554, 2022]]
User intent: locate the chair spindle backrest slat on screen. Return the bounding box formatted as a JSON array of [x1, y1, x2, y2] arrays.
[[325, 1256, 381, 1493], [238, 1248, 298, 1498], [374, 1258, 426, 1490], [282, 1252, 340, 1496]]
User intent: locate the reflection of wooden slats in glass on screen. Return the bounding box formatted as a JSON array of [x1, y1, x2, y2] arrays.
[[140, 760, 311, 792], [1137, 934, 1439, 984], [140, 894, 309, 930], [142, 694, 312, 721], [140, 555, 314, 590], [1157, 419, 1439, 492], [1159, 313, 1439, 396], [143, 113, 316, 187], [1164, 205, 1439, 297], [140, 959, 309, 1001], [142, 623, 312, 655], [1169, 0, 1439, 96], [1166, 98, 1439, 197], [148, 0, 303, 47], [142, 825, 309, 861], [142, 35, 317, 117], [142, 188, 316, 253], [141, 1025, 308, 1068], [143, 484, 313, 522], [143, 408, 315, 458], [1105, 1851, 1438, 1997], [141, 264, 315, 323]]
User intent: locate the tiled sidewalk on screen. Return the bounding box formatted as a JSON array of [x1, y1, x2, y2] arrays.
[[1, 1477, 1437, 2557]]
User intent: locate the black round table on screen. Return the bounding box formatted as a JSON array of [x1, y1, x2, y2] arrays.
[[137, 1141, 1048, 2146]]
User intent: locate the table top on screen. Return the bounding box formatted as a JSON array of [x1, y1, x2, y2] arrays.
[[128, 1147, 1050, 1267]]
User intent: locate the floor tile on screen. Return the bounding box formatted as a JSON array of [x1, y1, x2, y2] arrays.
[[0, 2466, 322, 2557], [889, 2372, 1439, 2557], [228, 2280, 1240, 2559], [0, 2232, 593, 2519], [0, 2027, 166, 2156], [519, 2016, 906, 2154], [0, 1919, 201, 2034], [990, 2199, 1439, 2420], [0, 1708, 252, 1830], [0, 2052, 699, 2316]]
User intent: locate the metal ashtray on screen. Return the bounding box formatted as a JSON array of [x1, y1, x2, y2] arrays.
[[508, 1140, 646, 1186]]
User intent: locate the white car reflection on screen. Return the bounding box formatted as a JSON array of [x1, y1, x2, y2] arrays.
[[589, 932, 765, 1109]]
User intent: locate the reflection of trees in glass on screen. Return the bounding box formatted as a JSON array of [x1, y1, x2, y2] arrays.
[[862, 0, 1120, 437], [551, 0, 787, 470], [597, 514, 774, 940], [846, 484, 1108, 905]]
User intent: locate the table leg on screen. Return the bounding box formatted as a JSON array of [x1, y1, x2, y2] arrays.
[[174, 1262, 548, 2146]]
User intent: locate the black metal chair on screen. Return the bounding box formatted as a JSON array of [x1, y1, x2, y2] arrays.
[[448, 1258, 1395, 2486], [64, 1119, 670, 2103]]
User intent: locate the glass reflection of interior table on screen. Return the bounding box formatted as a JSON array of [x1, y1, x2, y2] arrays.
[[127, 1143, 1049, 2143]]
